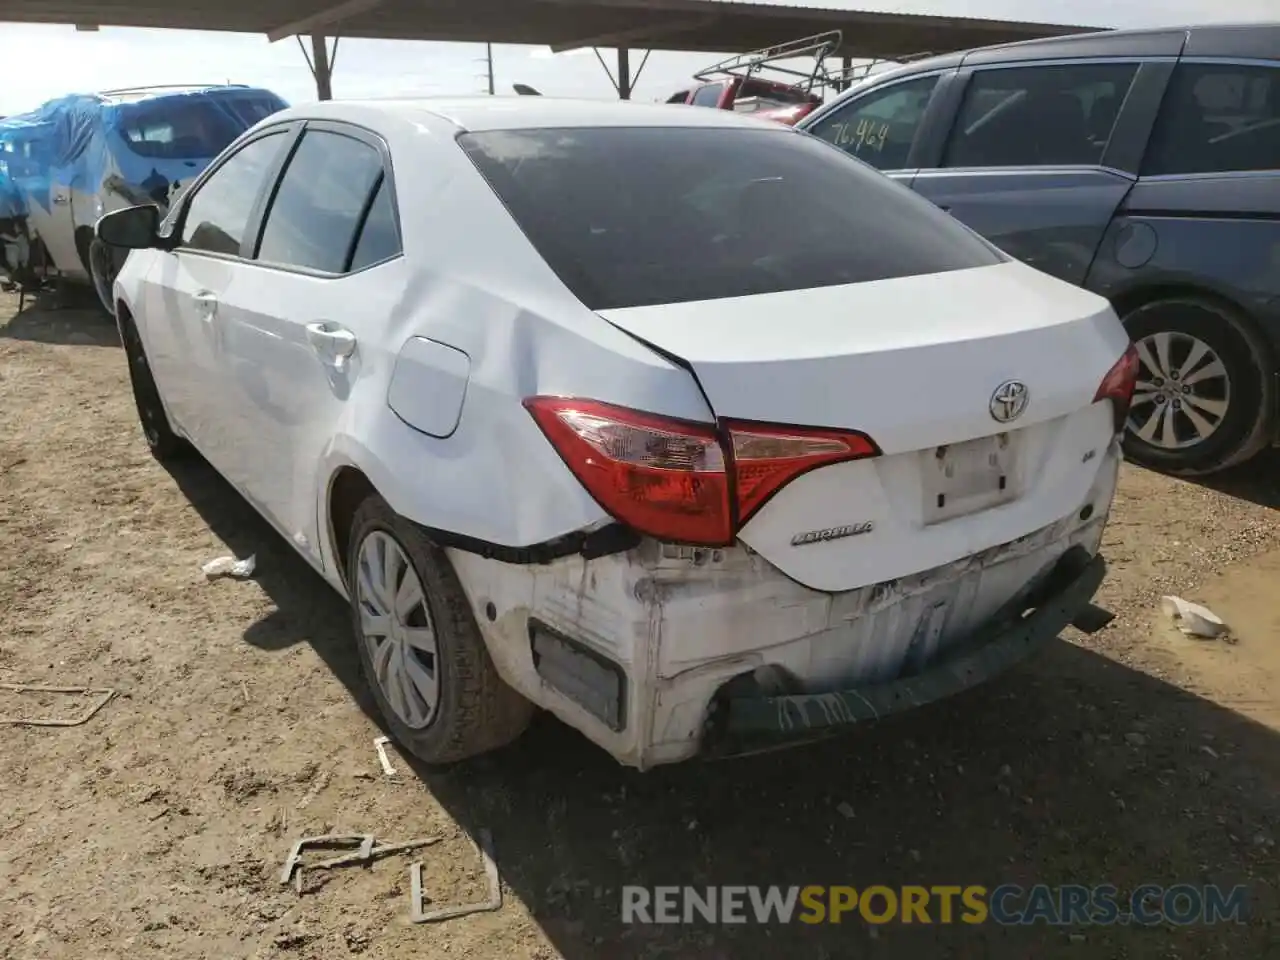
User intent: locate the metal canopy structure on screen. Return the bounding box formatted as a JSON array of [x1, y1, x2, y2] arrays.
[[0, 1, 1101, 99]]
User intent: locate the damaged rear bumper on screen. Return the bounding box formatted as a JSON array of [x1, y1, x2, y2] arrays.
[[702, 545, 1108, 759]]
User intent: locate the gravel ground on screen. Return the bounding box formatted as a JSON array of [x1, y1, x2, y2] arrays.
[[1, 291, 1277, 959]]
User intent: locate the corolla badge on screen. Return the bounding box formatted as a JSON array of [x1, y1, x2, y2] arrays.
[[989, 380, 1029, 424], [790, 522, 874, 547]]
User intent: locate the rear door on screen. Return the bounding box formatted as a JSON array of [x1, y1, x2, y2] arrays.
[[802, 71, 951, 187], [16, 123, 85, 276], [212, 122, 402, 567], [910, 60, 1158, 286]]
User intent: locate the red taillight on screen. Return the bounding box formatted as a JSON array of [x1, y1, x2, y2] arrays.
[[1093, 344, 1140, 433], [727, 421, 877, 523], [524, 397, 878, 546], [525, 398, 733, 545]]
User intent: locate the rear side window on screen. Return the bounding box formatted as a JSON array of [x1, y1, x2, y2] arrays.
[[1143, 62, 1280, 176], [256, 128, 387, 273], [691, 84, 726, 107], [460, 126, 1003, 311], [115, 96, 282, 161], [348, 176, 401, 271], [807, 75, 939, 170], [943, 63, 1139, 169]]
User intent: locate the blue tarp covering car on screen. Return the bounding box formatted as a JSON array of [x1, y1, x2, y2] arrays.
[[0, 84, 287, 307]]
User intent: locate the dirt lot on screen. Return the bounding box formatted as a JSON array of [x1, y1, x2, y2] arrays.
[[1, 290, 1277, 960]]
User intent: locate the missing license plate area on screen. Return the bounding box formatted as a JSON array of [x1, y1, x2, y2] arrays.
[[923, 434, 1017, 525]]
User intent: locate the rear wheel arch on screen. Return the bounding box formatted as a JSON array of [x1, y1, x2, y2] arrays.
[[74, 225, 95, 275], [1110, 283, 1265, 340], [327, 465, 379, 591]]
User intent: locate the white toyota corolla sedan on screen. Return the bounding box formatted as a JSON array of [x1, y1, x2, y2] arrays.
[[97, 97, 1136, 770]]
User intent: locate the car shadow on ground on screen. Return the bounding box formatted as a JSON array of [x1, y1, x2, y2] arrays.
[[0, 289, 119, 348], [165, 456, 1280, 960], [1185, 447, 1280, 510]]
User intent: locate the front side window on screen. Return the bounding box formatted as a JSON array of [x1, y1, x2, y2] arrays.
[[255, 129, 386, 273], [180, 131, 286, 256], [460, 126, 1002, 311], [1143, 62, 1280, 176], [943, 63, 1139, 169], [806, 75, 938, 170]]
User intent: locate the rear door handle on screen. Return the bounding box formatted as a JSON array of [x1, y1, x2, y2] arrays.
[[52, 194, 69, 206], [306, 321, 357, 372]]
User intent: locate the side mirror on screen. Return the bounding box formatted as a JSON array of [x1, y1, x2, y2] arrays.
[[96, 204, 161, 250]]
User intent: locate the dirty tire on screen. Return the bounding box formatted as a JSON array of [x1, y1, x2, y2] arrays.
[[119, 313, 189, 462], [1121, 297, 1272, 477], [347, 495, 534, 765], [89, 238, 122, 317]]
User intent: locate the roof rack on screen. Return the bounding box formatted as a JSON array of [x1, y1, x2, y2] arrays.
[[693, 30, 845, 93], [97, 83, 248, 97], [693, 31, 933, 96], [828, 49, 939, 87]]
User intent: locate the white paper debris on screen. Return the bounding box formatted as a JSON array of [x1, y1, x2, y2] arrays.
[[1160, 595, 1228, 639], [202, 554, 257, 580]]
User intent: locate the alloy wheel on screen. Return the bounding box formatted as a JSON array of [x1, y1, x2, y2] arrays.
[[1128, 331, 1231, 451]]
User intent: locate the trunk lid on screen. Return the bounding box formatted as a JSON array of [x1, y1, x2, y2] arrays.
[[598, 261, 1128, 592]]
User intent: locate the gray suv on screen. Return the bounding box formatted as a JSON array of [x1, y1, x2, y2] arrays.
[[798, 23, 1280, 476]]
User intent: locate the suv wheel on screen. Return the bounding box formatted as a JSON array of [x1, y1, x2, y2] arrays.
[[1121, 297, 1272, 476], [347, 495, 533, 765]]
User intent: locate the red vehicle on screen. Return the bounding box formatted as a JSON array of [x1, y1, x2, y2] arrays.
[[666, 31, 868, 126], [665, 76, 823, 126]]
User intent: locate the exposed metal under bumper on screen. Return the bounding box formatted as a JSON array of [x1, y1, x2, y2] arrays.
[[703, 546, 1107, 759]]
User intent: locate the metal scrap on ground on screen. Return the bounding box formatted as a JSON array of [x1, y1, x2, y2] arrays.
[[409, 828, 502, 924], [373, 735, 398, 777], [0, 683, 116, 727], [280, 833, 443, 895]]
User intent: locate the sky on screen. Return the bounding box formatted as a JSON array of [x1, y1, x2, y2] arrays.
[[0, 0, 1274, 115]]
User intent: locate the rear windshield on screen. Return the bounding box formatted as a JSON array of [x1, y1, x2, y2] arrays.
[[113, 93, 287, 161], [459, 126, 1002, 311]]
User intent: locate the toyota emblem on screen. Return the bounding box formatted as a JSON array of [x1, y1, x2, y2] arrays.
[[989, 380, 1029, 423]]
